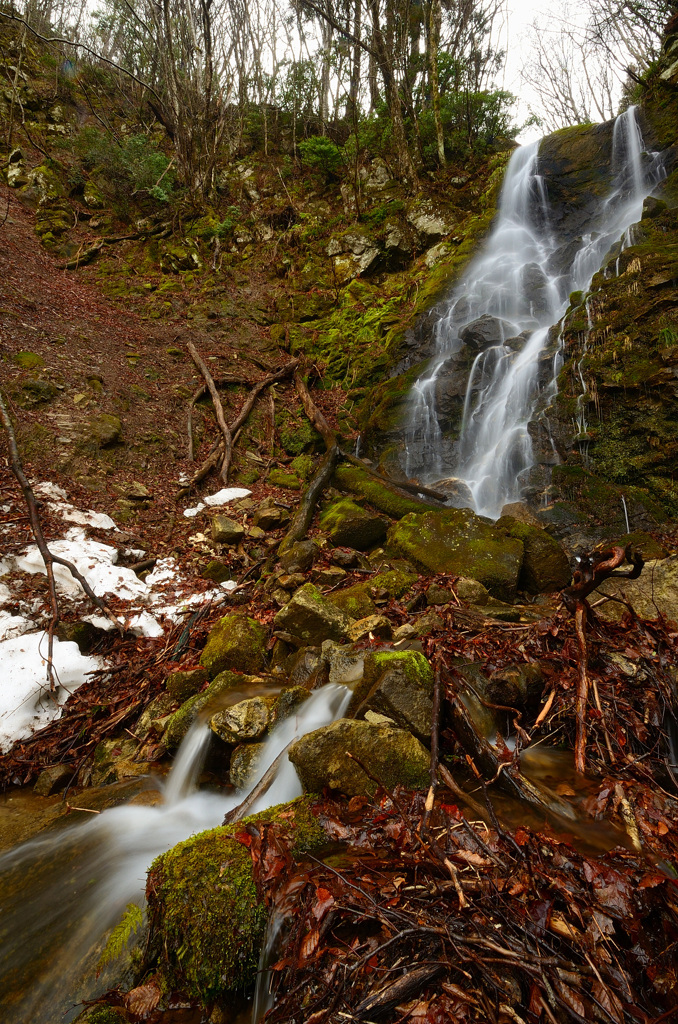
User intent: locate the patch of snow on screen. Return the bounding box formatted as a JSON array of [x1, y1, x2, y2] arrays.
[[0, 632, 102, 751], [59, 507, 118, 530], [34, 481, 69, 501], [0, 583, 11, 605], [144, 558, 179, 587], [11, 528, 148, 601], [0, 611, 36, 642], [183, 487, 250, 518]]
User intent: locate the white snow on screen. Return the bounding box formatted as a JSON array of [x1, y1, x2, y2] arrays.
[[183, 487, 250, 517], [0, 632, 102, 751], [10, 528, 149, 601], [1, 479, 245, 749]]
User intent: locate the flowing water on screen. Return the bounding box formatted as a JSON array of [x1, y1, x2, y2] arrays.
[[0, 683, 351, 1024], [405, 106, 666, 519]]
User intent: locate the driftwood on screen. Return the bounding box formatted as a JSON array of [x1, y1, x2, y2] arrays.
[[0, 391, 123, 690], [561, 546, 643, 773]]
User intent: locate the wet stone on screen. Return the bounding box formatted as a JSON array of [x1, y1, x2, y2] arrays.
[[212, 515, 245, 544], [33, 763, 73, 796]]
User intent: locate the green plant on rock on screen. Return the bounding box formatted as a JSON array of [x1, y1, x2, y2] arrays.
[[74, 128, 175, 206]]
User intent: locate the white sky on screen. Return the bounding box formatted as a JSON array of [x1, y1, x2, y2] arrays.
[[500, 0, 590, 142]]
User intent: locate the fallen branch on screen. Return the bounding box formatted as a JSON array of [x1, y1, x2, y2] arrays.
[[561, 546, 643, 773], [186, 341, 233, 484], [294, 368, 336, 450], [278, 446, 339, 555], [0, 391, 123, 690], [340, 450, 448, 503]]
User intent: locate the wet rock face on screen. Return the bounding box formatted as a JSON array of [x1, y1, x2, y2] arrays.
[[596, 556, 678, 623], [459, 314, 515, 350]]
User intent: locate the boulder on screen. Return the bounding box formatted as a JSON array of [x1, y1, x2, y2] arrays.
[[359, 651, 434, 740], [320, 497, 387, 550], [135, 692, 178, 739], [274, 583, 354, 645], [596, 556, 678, 623], [431, 477, 474, 509], [495, 516, 571, 593], [229, 743, 264, 788], [280, 540, 316, 572], [387, 509, 524, 601], [211, 515, 245, 544], [86, 413, 122, 447], [146, 798, 327, 1002], [200, 614, 268, 678], [347, 614, 393, 642], [288, 719, 430, 797], [329, 569, 418, 620], [459, 314, 515, 350], [484, 662, 545, 709], [455, 577, 491, 604], [253, 503, 289, 531], [164, 670, 269, 749], [210, 696, 276, 744], [406, 201, 453, 244], [33, 764, 72, 796]]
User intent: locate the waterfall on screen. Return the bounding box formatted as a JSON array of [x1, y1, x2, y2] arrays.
[[0, 683, 350, 1024], [405, 107, 665, 519]]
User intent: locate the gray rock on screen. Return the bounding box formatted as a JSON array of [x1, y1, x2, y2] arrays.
[[211, 515, 245, 544], [360, 657, 434, 740], [135, 692, 177, 738], [210, 696, 276, 744], [431, 476, 474, 509], [229, 743, 264, 789], [596, 556, 678, 623], [460, 314, 515, 350], [347, 615, 393, 642], [165, 667, 208, 702], [288, 719, 430, 797], [274, 583, 354, 644], [406, 201, 452, 243], [253, 504, 288, 530], [320, 497, 387, 550], [280, 539, 316, 572]]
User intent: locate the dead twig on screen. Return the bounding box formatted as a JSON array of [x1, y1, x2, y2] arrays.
[[186, 340, 233, 484]]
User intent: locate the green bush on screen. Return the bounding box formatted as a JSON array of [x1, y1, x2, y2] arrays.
[[298, 135, 343, 179], [74, 128, 175, 204]]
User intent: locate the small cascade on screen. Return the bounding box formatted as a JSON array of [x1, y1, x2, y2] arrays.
[[0, 682, 351, 1024], [405, 106, 666, 519]]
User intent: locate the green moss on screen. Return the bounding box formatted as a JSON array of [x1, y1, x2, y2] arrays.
[[164, 669, 260, 749], [146, 796, 327, 1003], [328, 568, 418, 619], [200, 613, 268, 679], [267, 468, 302, 489], [290, 454, 315, 479], [368, 649, 433, 691], [12, 351, 45, 369], [333, 464, 435, 519]]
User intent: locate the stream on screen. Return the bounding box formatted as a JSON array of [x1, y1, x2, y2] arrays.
[[0, 683, 350, 1023]]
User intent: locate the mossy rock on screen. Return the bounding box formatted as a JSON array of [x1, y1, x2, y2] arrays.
[[273, 582, 354, 644], [495, 517, 571, 593], [72, 1007, 130, 1024], [387, 509, 524, 601], [164, 670, 264, 749], [12, 350, 45, 370], [319, 497, 388, 550], [165, 667, 209, 702], [290, 454, 314, 480], [201, 559, 234, 583], [200, 614, 268, 678], [333, 464, 436, 519], [329, 568, 418, 620], [288, 719, 430, 797], [146, 797, 327, 1003], [86, 413, 122, 448], [268, 468, 302, 490]]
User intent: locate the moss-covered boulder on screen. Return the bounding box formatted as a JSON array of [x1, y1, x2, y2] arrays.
[[357, 650, 435, 740], [319, 497, 388, 550], [329, 568, 418, 620], [273, 582, 354, 644], [146, 797, 327, 1003], [495, 516, 571, 593], [86, 413, 122, 448], [200, 614, 268, 678], [387, 509, 524, 600], [288, 719, 430, 797]]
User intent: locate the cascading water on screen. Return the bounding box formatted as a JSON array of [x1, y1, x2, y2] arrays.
[[405, 106, 666, 519], [0, 682, 351, 1023]]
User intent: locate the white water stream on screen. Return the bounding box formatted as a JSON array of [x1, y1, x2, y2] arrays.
[[405, 107, 666, 519], [0, 682, 351, 1023]]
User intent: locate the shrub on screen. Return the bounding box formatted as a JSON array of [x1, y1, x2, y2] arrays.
[[298, 135, 343, 179]]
